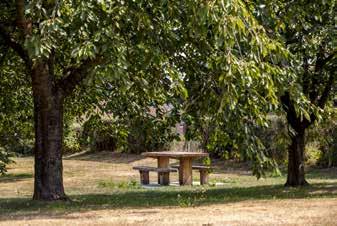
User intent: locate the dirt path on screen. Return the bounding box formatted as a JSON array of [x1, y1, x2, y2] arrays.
[[1, 198, 337, 226]]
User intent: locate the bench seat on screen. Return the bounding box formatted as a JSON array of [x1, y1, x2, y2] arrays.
[[133, 166, 177, 173], [133, 166, 177, 185]]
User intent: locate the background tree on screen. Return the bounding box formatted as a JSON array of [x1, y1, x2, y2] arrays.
[[252, 0, 337, 186], [0, 41, 33, 174], [175, 1, 289, 177]]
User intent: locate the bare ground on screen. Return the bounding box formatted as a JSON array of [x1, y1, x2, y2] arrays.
[[1, 198, 337, 226]]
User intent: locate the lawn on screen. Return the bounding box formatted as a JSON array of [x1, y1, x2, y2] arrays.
[[1, 151, 337, 225]]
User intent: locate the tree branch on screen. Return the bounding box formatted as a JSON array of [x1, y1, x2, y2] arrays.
[[0, 25, 31, 68], [302, 55, 310, 95], [314, 48, 336, 74], [281, 92, 313, 132], [57, 57, 104, 97], [15, 0, 25, 27], [281, 92, 298, 129], [309, 48, 337, 102], [321, 51, 337, 66], [318, 71, 336, 108]]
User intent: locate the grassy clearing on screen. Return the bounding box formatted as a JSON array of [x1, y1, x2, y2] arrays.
[[1, 152, 337, 225], [1, 178, 337, 216]]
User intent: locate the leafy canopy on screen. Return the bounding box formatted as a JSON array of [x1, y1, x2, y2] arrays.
[[0, 0, 289, 176]]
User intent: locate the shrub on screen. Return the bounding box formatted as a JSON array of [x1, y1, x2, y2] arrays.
[[81, 117, 117, 152], [305, 143, 321, 166], [63, 122, 82, 154], [308, 108, 337, 167], [0, 148, 14, 175], [317, 124, 337, 168], [79, 110, 178, 154], [126, 116, 178, 154]]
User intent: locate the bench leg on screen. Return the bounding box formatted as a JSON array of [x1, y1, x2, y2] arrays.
[[140, 170, 149, 185], [199, 170, 209, 185], [159, 172, 170, 186]]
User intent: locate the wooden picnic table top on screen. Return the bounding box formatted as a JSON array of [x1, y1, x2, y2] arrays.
[[142, 151, 209, 159]]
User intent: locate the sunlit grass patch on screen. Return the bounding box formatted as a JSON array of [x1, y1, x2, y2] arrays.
[[0, 173, 33, 183], [97, 180, 141, 190]]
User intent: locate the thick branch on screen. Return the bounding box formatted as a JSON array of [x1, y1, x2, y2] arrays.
[[302, 55, 310, 95], [15, 0, 31, 35], [281, 92, 312, 132], [309, 49, 337, 102], [285, 36, 300, 45], [15, 0, 25, 27], [281, 92, 298, 130], [309, 46, 326, 101], [318, 51, 337, 70], [0, 25, 31, 67], [57, 57, 103, 96], [314, 48, 336, 74], [318, 71, 336, 108]]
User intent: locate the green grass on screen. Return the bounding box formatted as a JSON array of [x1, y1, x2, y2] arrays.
[[97, 179, 141, 189], [1, 170, 336, 219]]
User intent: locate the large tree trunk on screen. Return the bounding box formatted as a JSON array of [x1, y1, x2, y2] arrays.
[[31, 62, 67, 201], [281, 92, 310, 187], [285, 129, 308, 187]]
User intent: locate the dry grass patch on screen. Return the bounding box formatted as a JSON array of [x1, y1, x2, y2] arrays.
[[1, 151, 337, 225]]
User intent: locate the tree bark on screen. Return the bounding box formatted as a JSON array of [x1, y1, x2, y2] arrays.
[[31, 62, 67, 201], [285, 129, 308, 186]]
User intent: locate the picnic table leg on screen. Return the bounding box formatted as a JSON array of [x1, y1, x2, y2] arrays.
[[179, 157, 192, 185], [157, 156, 170, 185]]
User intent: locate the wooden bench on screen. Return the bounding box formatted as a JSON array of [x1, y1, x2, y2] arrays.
[[172, 165, 212, 185], [133, 166, 177, 185]]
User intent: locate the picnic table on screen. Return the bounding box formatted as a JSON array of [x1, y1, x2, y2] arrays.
[[142, 151, 209, 185]]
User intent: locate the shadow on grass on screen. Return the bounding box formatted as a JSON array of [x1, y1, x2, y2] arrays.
[[0, 173, 33, 183], [1, 181, 336, 220], [306, 168, 337, 180]]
